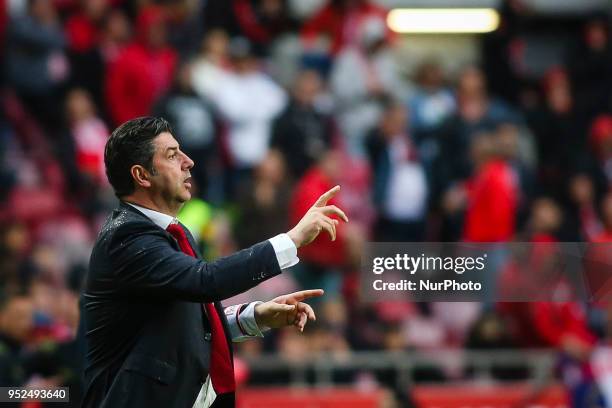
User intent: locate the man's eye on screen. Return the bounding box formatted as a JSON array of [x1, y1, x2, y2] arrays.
[[169, 154, 176, 159]]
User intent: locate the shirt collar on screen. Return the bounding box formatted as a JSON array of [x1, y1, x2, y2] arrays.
[[126, 202, 177, 230]]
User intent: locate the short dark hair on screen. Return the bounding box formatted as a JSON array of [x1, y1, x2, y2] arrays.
[[104, 117, 172, 198]]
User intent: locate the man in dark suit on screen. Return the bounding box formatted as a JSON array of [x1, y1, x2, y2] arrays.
[[81, 117, 348, 408]]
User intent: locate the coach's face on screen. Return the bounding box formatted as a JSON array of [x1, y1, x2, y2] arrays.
[[149, 132, 194, 210]]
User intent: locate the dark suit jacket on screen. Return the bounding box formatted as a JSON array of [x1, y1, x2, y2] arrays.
[[80, 202, 281, 408]]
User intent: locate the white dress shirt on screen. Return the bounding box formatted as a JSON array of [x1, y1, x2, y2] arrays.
[[126, 202, 299, 407]]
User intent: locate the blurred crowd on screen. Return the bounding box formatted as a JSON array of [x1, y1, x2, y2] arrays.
[[2, 0, 612, 406]]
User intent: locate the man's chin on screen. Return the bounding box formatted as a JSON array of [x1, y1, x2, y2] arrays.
[[180, 191, 192, 202]]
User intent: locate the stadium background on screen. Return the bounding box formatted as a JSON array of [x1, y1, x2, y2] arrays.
[[2, 0, 612, 406]]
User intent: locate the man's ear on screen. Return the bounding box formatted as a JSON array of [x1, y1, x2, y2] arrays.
[[130, 165, 152, 188]]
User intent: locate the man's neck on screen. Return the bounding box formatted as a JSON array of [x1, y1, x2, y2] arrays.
[[122, 193, 180, 217], [125, 201, 177, 230]]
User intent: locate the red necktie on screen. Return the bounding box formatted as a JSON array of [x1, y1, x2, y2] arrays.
[[166, 223, 236, 394]]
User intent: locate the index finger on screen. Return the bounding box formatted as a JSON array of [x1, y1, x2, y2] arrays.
[[313, 185, 340, 207], [289, 289, 325, 302], [320, 205, 349, 222]]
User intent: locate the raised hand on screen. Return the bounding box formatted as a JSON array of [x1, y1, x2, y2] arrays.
[[287, 185, 349, 248]]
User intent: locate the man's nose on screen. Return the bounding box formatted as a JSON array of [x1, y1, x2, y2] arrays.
[[182, 152, 195, 169]]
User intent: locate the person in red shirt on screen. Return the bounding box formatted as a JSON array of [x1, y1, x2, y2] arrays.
[[64, 0, 108, 53], [290, 150, 347, 268], [105, 5, 177, 126], [499, 266, 598, 407], [497, 202, 599, 407], [462, 132, 519, 242], [301, 0, 393, 56], [289, 150, 358, 299]]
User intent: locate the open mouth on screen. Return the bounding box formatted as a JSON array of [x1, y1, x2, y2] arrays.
[[184, 177, 192, 189]]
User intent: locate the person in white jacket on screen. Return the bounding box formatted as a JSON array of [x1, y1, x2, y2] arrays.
[[193, 37, 287, 171], [330, 16, 408, 156]]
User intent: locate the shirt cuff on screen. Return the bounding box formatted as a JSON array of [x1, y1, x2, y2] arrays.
[[225, 302, 269, 342], [268, 233, 299, 269]]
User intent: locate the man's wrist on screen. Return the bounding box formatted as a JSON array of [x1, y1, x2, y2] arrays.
[[254, 302, 263, 327], [252, 302, 270, 333], [287, 230, 301, 248], [242, 301, 267, 336], [269, 234, 299, 269]]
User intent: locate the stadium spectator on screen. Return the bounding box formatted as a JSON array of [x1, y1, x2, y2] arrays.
[[271, 69, 334, 180], [524, 197, 564, 241], [225, 151, 300, 309], [234, 149, 291, 248], [568, 15, 612, 128], [480, 0, 529, 104], [6, 0, 68, 133], [365, 100, 428, 241], [434, 66, 520, 197], [503, 297, 600, 406], [462, 132, 519, 242], [301, 0, 392, 57], [53, 88, 111, 221], [466, 311, 516, 351], [65, 0, 123, 113], [64, 0, 108, 54], [191, 29, 231, 102], [198, 36, 286, 191], [498, 120, 536, 188], [105, 5, 177, 126], [329, 15, 406, 155], [64, 88, 109, 185], [0, 222, 33, 296], [565, 174, 602, 241], [232, 0, 298, 56], [154, 63, 220, 201], [465, 311, 526, 380], [165, 0, 206, 59], [409, 60, 456, 135], [527, 68, 581, 198], [100, 9, 131, 55], [0, 294, 34, 387], [0, 288, 85, 406], [289, 150, 348, 297], [0, 119, 18, 203], [98, 8, 130, 62]]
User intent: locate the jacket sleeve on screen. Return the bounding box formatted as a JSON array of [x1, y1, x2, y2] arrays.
[[106, 220, 281, 302]]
